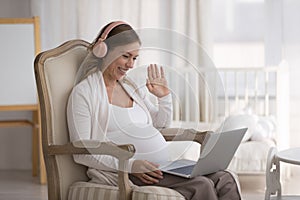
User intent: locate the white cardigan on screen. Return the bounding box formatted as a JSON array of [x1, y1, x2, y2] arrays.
[[67, 71, 173, 173]]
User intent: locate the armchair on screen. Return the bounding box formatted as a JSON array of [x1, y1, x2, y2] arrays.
[[34, 39, 209, 200]]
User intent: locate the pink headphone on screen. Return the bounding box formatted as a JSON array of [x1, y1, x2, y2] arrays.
[[92, 21, 128, 58]]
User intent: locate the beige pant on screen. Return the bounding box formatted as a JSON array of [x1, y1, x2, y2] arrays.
[[130, 171, 241, 200]]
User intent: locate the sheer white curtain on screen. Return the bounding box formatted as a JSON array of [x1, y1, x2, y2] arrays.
[[30, 0, 212, 53]]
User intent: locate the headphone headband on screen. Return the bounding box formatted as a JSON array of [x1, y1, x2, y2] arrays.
[[93, 21, 128, 58], [99, 21, 128, 41]]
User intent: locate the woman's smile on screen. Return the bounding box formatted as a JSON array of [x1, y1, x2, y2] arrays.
[[118, 66, 128, 75]]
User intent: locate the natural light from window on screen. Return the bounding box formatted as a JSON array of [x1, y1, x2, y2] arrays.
[[212, 0, 265, 68]]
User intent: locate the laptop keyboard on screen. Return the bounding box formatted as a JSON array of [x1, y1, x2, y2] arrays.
[[168, 165, 195, 175]]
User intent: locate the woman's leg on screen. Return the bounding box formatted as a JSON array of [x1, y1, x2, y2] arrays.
[[206, 171, 241, 200], [130, 173, 218, 200], [130, 170, 241, 200]]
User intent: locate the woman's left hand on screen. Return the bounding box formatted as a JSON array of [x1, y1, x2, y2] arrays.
[[146, 64, 170, 98], [131, 160, 164, 184]]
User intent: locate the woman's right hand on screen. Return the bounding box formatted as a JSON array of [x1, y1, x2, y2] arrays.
[[146, 64, 170, 98], [131, 160, 164, 184]]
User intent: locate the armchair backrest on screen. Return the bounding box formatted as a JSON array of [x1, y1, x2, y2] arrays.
[[34, 40, 90, 200]]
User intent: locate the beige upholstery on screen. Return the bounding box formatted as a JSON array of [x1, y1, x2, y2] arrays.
[[132, 186, 185, 200], [34, 39, 188, 200], [68, 182, 185, 200]]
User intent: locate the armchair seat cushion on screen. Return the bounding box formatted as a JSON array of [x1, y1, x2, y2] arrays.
[[68, 182, 119, 200], [68, 182, 185, 200], [132, 186, 185, 200]]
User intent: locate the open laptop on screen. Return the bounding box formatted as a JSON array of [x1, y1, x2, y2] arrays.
[[159, 128, 247, 178]]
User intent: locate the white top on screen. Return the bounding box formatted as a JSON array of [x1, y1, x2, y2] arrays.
[[67, 71, 173, 173], [107, 102, 169, 163], [107, 102, 149, 132]]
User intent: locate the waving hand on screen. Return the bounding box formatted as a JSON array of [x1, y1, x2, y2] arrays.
[[146, 64, 170, 98]]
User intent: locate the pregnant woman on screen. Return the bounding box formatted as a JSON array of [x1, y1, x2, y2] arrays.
[[67, 21, 241, 200]]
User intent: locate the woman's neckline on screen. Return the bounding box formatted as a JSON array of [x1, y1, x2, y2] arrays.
[[110, 101, 135, 109]]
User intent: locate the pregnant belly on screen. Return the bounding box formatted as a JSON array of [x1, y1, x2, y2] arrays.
[[106, 124, 169, 163]]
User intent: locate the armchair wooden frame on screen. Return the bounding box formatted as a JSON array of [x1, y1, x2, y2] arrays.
[[34, 39, 209, 200]]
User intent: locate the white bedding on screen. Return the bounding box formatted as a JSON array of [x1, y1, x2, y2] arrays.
[[228, 139, 276, 173], [221, 114, 277, 173], [217, 114, 276, 142]]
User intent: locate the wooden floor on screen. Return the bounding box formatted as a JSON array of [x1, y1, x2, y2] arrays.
[[0, 170, 299, 200], [239, 174, 300, 200]]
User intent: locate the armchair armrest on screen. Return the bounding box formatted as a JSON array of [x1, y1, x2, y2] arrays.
[[47, 140, 135, 160], [160, 128, 213, 145]]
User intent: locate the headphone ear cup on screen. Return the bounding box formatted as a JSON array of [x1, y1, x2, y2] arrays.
[[92, 41, 108, 58]]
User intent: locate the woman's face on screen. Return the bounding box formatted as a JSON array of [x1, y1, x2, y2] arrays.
[[103, 42, 140, 81]]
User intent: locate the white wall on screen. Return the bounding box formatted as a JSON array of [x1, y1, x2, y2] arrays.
[[0, 0, 33, 170], [283, 0, 300, 148], [283, 0, 300, 176]]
